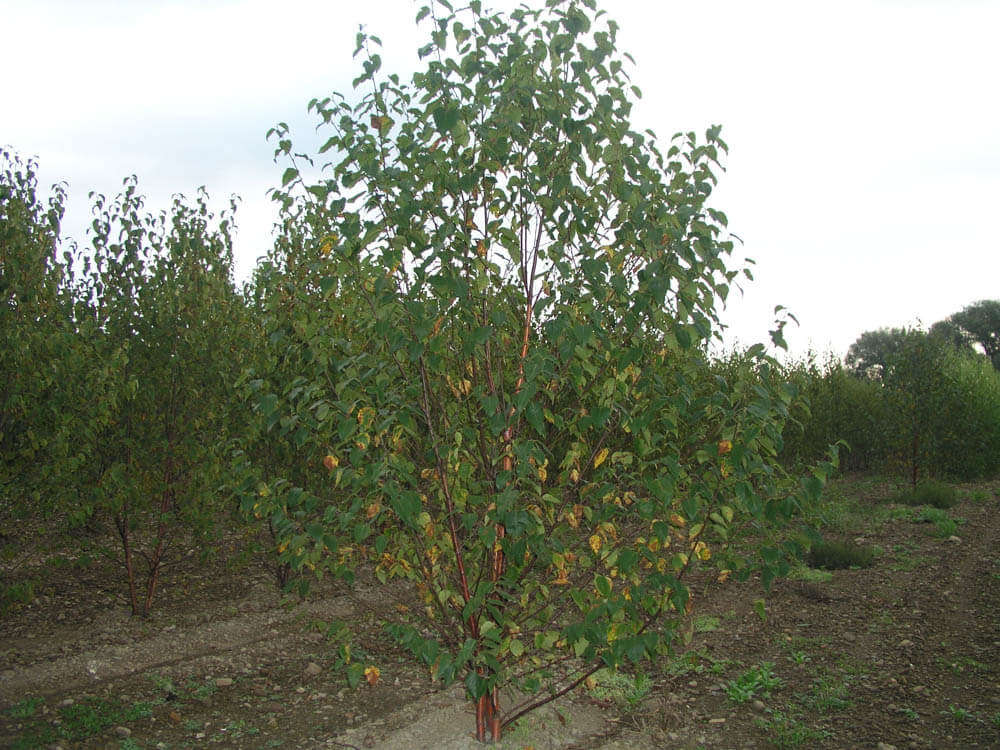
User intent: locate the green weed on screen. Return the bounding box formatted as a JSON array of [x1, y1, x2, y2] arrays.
[[726, 662, 782, 704], [944, 704, 971, 721]]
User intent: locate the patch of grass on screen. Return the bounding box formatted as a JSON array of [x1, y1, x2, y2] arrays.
[[693, 614, 721, 633], [914, 507, 961, 537], [804, 674, 853, 713], [665, 647, 735, 677], [938, 656, 988, 674], [588, 667, 652, 711], [725, 662, 781, 704], [787, 564, 833, 583], [6, 696, 44, 719], [1, 578, 38, 611], [967, 489, 989, 504], [755, 709, 830, 747], [808, 539, 876, 570], [944, 704, 972, 721], [898, 480, 958, 509]]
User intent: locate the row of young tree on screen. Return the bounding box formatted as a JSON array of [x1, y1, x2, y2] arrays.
[[782, 309, 1000, 484], [1, 0, 993, 741]]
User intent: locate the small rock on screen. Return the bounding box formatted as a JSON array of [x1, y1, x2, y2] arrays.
[[876, 743, 897, 750], [215, 677, 234, 687], [113, 727, 132, 738], [843, 632, 857, 643], [261, 701, 284, 713], [709, 717, 726, 724], [304, 662, 323, 676], [898, 639, 914, 648], [752, 700, 766, 712], [688, 680, 698, 688]]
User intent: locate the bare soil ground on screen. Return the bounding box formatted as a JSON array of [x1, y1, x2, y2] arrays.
[[2, 475, 999, 749]]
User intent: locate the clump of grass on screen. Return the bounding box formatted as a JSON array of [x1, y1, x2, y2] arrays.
[[897, 480, 958, 509], [808, 540, 875, 570], [587, 668, 652, 710], [914, 507, 959, 537]]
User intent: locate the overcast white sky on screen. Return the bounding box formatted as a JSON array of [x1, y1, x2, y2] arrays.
[[4, 0, 998, 359]]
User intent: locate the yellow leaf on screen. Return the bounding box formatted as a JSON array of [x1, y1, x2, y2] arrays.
[[589, 534, 602, 554], [593, 448, 609, 469], [670, 513, 686, 528], [718, 439, 733, 455], [364, 666, 380, 686]]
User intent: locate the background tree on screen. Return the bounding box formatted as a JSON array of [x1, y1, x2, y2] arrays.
[[53, 180, 250, 616], [0, 149, 72, 512], [934, 300, 1000, 370], [844, 327, 913, 380]]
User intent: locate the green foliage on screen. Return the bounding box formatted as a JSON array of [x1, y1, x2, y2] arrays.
[[233, 0, 835, 741], [781, 353, 886, 472], [2, 152, 254, 617], [807, 539, 875, 570], [788, 329, 1000, 482], [51, 180, 251, 616], [0, 150, 72, 510], [726, 662, 781, 703]]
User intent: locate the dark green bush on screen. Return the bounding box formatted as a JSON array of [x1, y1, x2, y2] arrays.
[[808, 539, 876, 570], [900, 480, 958, 509]]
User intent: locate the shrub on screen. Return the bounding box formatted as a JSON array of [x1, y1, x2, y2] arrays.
[[808, 540, 875, 570], [901, 480, 958, 509]]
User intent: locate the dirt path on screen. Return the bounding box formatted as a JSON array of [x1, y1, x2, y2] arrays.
[[2, 477, 998, 749]]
